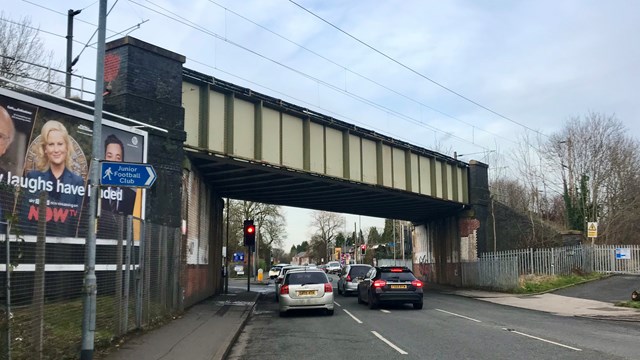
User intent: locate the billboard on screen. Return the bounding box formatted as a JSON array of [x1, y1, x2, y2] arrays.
[[0, 87, 148, 239]]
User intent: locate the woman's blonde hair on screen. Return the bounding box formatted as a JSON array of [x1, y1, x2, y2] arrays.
[[35, 120, 74, 171]]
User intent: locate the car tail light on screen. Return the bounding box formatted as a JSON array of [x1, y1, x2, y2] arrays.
[[411, 280, 423, 288], [372, 280, 387, 288], [346, 274, 352, 282], [390, 268, 403, 272], [324, 283, 333, 293], [280, 285, 289, 295]]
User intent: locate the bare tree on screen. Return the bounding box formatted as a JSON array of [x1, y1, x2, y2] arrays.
[[543, 112, 640, 244], [227, 200, 287, 260], [309, 211, 345, 263], [0, 12, 62, 92]]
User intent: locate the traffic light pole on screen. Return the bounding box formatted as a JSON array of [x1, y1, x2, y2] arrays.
[[247, 246, 251, 292]]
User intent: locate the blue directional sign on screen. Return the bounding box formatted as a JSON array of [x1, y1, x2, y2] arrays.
[[233, 252, 245, 262], [100, 161, 157, 188]]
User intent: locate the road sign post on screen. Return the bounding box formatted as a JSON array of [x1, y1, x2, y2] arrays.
[[587, 222, 598, 245], [100, 161, 157, 188]]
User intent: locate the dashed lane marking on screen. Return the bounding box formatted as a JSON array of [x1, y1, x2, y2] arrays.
[[503, 328, 582, 351], [371, 331, 408, 355], [343, 309, 363, 324], [380, 309, 391, 313], [435, 308, 482, 322]]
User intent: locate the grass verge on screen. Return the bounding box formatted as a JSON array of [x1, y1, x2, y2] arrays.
[[512, 272, 607, 294]]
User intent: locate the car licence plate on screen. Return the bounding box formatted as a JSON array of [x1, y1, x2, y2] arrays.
[[297, 290, 317, 296], [390, 285, 407, 289]]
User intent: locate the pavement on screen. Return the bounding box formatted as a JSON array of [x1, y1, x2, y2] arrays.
[[430, 284, 640, 321], [99, 277, 640, 360], [101, 286, 260, 360]]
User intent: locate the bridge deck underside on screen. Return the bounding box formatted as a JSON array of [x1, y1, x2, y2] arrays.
[[188, 151, 464, 223]]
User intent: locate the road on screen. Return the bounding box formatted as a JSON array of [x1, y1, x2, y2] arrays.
[[228, 275, 640, 360]]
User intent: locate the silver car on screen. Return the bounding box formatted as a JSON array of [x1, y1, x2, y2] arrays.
[[337, 264, 372, 296], [278, 269, 334, 316], [325, 261, 341, 274], [274, 265, 305, 301]]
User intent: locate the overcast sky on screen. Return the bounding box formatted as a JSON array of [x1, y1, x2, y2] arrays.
[[3, 0, 639, 251]]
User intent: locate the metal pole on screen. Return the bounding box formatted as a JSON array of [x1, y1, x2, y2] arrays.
[[402, 223, 405, 262], [225, 198, 229, 294], [247, 247, 251, 292], [255, 225, 259, 280], [81, 1, 106, 358], [65, 9, 81, 98], [393, 220, 396, 265], [4, 221, 10, 360], [122, 216, 133, 334]]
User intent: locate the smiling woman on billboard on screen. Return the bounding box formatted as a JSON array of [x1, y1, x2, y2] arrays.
[[21, 119, 88, 237]]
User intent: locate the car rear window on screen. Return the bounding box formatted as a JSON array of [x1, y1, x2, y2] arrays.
[[282, 267, 303, 275], [348, 266, 370, 277], [380, 271, 416, 281], [286, 272, 328, 285]]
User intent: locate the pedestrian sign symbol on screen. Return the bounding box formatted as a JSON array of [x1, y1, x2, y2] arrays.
[[587, 222, 598, 238]]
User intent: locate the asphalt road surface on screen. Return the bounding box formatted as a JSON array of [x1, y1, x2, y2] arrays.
[[227, 274, 640, 360], [553, 274, 640, 303]]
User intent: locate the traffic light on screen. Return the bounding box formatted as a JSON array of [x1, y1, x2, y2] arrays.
[[243, 220, 255, 247], [360, 244, 366, 255]]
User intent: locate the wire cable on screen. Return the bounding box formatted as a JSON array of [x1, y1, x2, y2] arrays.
[[206, 0, 518, 146], [133, 0, 492, 152], [289, 0, 548, 139]]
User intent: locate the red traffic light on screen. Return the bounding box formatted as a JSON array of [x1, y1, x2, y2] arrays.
[[360, 244, 366, 250], [243, 220, 256, 247]]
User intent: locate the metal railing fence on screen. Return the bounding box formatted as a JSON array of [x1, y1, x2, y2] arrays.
[[1, 201, 181, 360], [0, 54, 96, 101], [458, 244, 640, 291], [461, 257, 519, 292], [376, 259, 412, 268]]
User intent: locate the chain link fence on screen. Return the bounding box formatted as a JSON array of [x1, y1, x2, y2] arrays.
[[1, 190, 181, 360]]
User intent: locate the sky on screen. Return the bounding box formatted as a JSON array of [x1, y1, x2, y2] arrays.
[[2, 0, 639, 251]]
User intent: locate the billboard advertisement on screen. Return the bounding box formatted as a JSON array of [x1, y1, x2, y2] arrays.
[[0, 87, 148, 239]]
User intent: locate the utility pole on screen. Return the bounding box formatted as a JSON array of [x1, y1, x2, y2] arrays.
[[65, 9, 82, 98], [401, 222, 405, 262], [81, 1, 105, 359], [393, 220, 396, 265], [225, 198, 229, 294]]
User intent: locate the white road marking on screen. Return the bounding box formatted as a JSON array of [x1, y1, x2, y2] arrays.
[[342, 309, 363, 324], [371, 331, 408, 355], [334, 301, 342, 307], [503, 328, 582, 351], [380, 309, 391, 313], [435, 308, 482, 322]]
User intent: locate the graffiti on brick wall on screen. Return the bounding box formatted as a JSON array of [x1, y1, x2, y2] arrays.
[[417, 253, 431, 281]]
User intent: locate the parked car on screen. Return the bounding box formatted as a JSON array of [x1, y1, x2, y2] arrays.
[[337, 264, 372, 296], [357, 266, 423, 309], [278, 268, 334, 316], [274, 265, 306, 301], [325, 261, 341, 274], [269, 263, 289, 279]]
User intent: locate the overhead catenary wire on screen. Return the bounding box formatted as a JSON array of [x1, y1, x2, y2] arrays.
[[289, 0, 549, 140], [131, 0, 493, 153], [16, 0, 507, 154], [205, 0, 518, 147]]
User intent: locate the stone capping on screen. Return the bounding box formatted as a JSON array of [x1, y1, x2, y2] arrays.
[[106, 35, 186, 64], [468, 160, 488, 168]]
